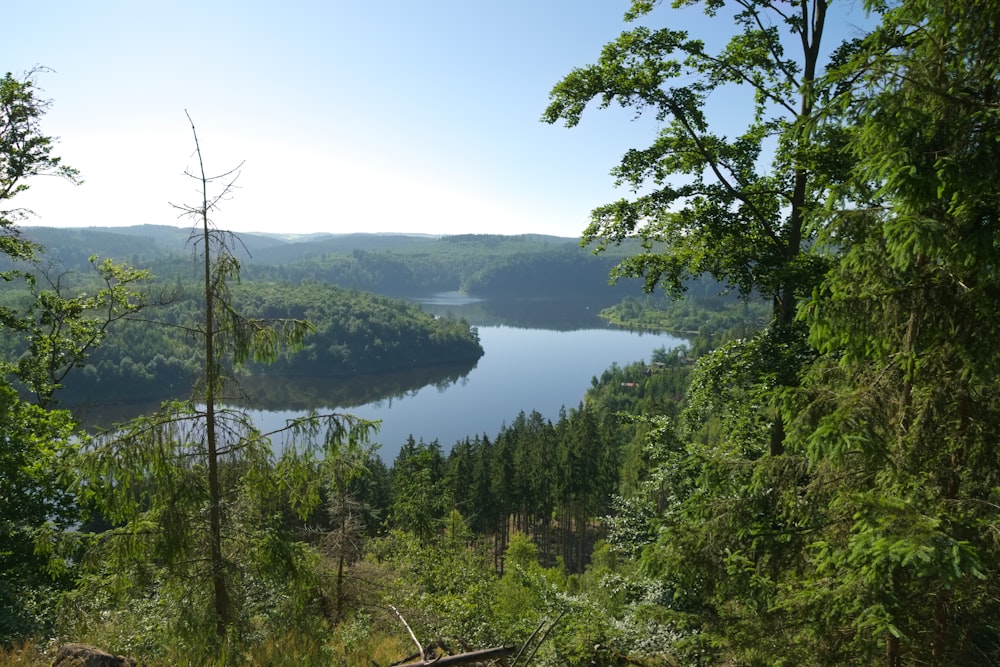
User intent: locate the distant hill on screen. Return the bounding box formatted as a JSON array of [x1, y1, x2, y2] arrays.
[[17, 225, 583, 267], [20, 224, 305, 264], [11, 224, 652, 301]]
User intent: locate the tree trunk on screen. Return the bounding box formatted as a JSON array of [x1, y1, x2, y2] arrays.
[[886, 635, 900, 667], [189, 113, 231, 636], [932, 590, 948, 665], [767, 1, 826, 458]]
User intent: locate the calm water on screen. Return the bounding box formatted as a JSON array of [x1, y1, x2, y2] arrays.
[[253, 324, 683, 462], [73, 294, 685, 462]]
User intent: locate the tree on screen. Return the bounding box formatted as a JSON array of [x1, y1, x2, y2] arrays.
[[0, 69, 149, 642], [0, 69, 79, 262], [600, 1, 1000, 662], [540, 3, 891, 661], [543, 0, 859, 456], [76, 114, 376, 647], [782, 1, 1000, 662], [555, 405, 615, 574], [1, 69, 149, 408], [316, 447, 379, 624], [390, 437, 448, 543], [0, 384, 76, 641], [14, 258, 151, 407]]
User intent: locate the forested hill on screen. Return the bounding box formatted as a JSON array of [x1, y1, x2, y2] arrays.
[[20, 224, 581, 260], [2, 226, 653, 408], [16, 225, 647, 298], [8, 280, 484, 406], [18, 225, 445, 265]]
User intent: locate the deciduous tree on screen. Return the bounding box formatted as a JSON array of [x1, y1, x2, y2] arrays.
[[0, 69, 145, 642], [0, 68, 78, 261], [543, 0, 859, 455]]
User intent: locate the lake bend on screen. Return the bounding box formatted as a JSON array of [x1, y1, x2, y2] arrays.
[[251, 324, 685, 461], [70, 294, 687, 463]]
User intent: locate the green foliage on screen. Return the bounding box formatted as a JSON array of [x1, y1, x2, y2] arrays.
[[775, 2, 1000, 661], [362, 530, 509, 650], [12, 257, 151, 407], [0, 68, 146, 645], [12, 4, 1000, 664], [503, 532, 539, 571], [587, 2, 1000, 664], [544, 0, 861, 472], [236, 282, 483, 377], [0, 69, 79, 255], [598, 289, 769, 344], [2, 278, 484, 406], [0, 384, 78, 641], [13, 226, 643, 301], [543, 1, 840, 311], [70, 118, 380, 654], [69, 404, 376, 652], [389, 438, 449, 543]]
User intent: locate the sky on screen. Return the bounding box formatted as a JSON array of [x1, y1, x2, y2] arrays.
[[5, 1, 873, 238]]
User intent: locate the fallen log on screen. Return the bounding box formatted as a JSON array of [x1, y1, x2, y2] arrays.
[[394, 645, 515, 667]]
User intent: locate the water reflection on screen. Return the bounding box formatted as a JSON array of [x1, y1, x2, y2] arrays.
[[411, 291, 485, 306], [234, 360, 477, 412], [67, 294, 661, 441], [69, 359, 477, 431], [254, 325, 685, 460]]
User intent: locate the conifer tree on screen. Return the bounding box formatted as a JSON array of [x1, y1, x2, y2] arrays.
[[785, 1, 1000, 661], [76, 113, 375, 644]]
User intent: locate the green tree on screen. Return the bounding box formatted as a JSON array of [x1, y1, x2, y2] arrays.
[[782, 1, 1000, 663], [555, 405, 613, 574], [75, 114, 376, 648], [0, 69, 149, 643], [543, 0, 860, 456], [445, 437, 478, 523], [0, 385, 76, 641], [389, 437, 448, 543], [316, 446, 380, 625], [0, 69, 79, 261], [609, 1, 1000, 663], [15, 258, 151, 407], [468, 434, 499, 539], [540, 2, 894, 661], [1, 69, 149, 410]]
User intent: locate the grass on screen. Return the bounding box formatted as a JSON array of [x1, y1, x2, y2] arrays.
[[0, 641, 49, 666], [0, 630, 417, 667]]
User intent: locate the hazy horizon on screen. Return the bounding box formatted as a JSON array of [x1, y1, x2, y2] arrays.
[[8, 1, 873, 238]]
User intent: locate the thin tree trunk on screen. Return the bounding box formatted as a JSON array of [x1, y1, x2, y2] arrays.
[[767, 1, 826, 458], [335, 544, 347, 623], [886, 635, 900, 667], [188, 113, 230, 636], [932, 590, 948, 665]]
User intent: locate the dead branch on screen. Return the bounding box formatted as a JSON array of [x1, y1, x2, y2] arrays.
[[514, 612, 565, 667], [393, 646, 516, 667], [390, 604, 426, 662]]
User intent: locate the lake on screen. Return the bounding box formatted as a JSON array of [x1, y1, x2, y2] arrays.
[[72, 294, 685, 463], [250, 293, 685, 462], [252, 324, 683, 462]]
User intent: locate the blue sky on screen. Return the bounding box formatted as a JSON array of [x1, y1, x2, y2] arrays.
[[5, 1, 872, 238]]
